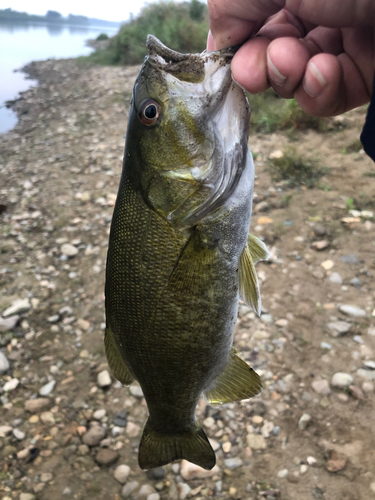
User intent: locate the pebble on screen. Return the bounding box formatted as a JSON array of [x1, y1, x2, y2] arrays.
[[331, 372, 354, 388], [321, 342, 332, 350], [19, 494, 36, 500], [277, 469, 289, 479], [298, 413, 312, 430], [261, 421, 274, 438], [40, 411, 55, 424], [138, 485, 156, 498], [329, 272, 343, 284], [327, 321, 351, 337], [95, 448, 119, 466], [0, 425, 13, 437], [307, 456, 317, 465], [39, 379, 56, 396], [114, 464, 130, 484], [121, 481, 139, 498], [177, 483, 191, 500], [82, 426, 106, 446], [370, 482, 375, 494], [300, 464, 308, 474], [113, 417, 127, 427], [0, 351, 10, 373], [362, 381, 374, 392], [224, 457, 243, 469], [368, 326, 375, 336], [61, 243, 79, 257], [129, 384, 144, 398], [126, 421, 141, 437], [25, 398, 50, 413], [97, 370, 111, 388], [350, 277, 361, 288], [247, 433, 267, 450], [13, 428, 25, 440], [0, 314, 20, 332], [353, 335, 365, 344], [311, 240, 329, 251], [357, 369, 375, 381], [93, 409, 106, 420], [321, 260, 334, 270], [180, 460, 220, 480], [2, 298, 31, 317], [339, 305, 367, 317], [340, 254, 358, 264], [363, 361, 375, 370], [312, 379, 331, 395], [40, 472, 53, 482], [147, 494, 160, 500], [3, 378, 19, 392]]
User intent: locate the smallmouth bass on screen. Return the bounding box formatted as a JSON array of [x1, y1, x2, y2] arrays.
[[105, 35, 269, 470]]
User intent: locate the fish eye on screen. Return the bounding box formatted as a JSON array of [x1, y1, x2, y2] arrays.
[[139, 99, 160, 126]]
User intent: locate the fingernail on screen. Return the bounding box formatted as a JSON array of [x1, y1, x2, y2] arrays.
[[303, 62, 327, 97], [207, 30, 215, 51], [267, 53, 287, 86]]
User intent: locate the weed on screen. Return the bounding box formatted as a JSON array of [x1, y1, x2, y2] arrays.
[[267, 146, 328, 188], [279, 193, 294, 208], [96, 33, 109, 41], [363, 171, 375, 178], [342, 138, 363, 154], [346, 197, 355, 211]]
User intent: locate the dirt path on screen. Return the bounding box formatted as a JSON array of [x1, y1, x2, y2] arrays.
[[1, 58, 375, 500]]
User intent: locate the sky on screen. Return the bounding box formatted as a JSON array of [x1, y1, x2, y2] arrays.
[[0, 0, 153, 22]]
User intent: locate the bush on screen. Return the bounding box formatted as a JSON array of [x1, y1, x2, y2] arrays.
[[96, 33, 109, 41]]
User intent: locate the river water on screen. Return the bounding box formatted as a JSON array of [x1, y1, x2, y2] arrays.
[[0, 22, 118, 134]]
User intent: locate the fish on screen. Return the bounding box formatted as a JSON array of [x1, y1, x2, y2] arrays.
[[104, 35, 269, 471]]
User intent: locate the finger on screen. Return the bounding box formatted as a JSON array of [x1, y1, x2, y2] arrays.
[[266, 37, 312, 98], [295, 53, 371, 116], [231, 37, 271, 93], [207, 30, 214, 51]]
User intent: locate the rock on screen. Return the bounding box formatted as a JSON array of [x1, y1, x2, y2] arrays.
[[13, 428, 25, 440], [138, 485, 156, 498], [19, 494, 36, 500], [114, 464, 131, 484], [61, 243, 79, 257], [300, 464, 308, 474], [97, 370, 111, 388], [93, 409, 106, 420], [311, 240, 330, 251], [307, 456, 317, 465], [269, 149, 283, 159], [371, 482, 375, 494], [113, 417, 127, 427], [246, 433, 267, 450], [180, 460, 220, 480], [312, 379, 331, 395], [147, 494, 160, 500], [129, 384, 143, 398], [340, 254, 358, 264], [2, 299, 31, 317], [76, 318, 90, 330], [39, 379, 56, 396], [82, 426, 106, 446], [298, 413, 312, 430], [47, 314, 60, 323], [277, 469, 289, 479], [329, 272, 343, 284], [261, 421, 274, 438], [177, 483, 191, 500], [0, 315, 19, 332], [321, 260, 334, 270], [362, 381, 374, 392], [368, 326, 375, 336], [348, 385, 365, 400], [364, 361, 375, 370], [321, 342, 332, 350], [95, 448, 119, 466], [326, 450, 346, 472], [40, 472, 53, 482], [331, 372, 353, 388], [350, 277, 361, 288], [224, 457, 243, 469], [357, 369, 375, 381], [339, 305, 366, 317], [78, 444, 89, 455], [40, 411, 55, 425], [121, 481, 139, 498], [0, 351, 10, 373], [126, 421, 141, 437], [327, 321, 351, 337], [0, 425, 13, 437], [3, 378, 19, 392], [25, 398, 50, 413]]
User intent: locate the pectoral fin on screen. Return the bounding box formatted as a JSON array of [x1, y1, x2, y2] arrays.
[[239, 234, 269, 316], [204, 348, 262, 405], [104, 327, 134, 386]]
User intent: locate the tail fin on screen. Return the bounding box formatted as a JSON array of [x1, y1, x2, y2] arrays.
[[138, 418, 215, 470]]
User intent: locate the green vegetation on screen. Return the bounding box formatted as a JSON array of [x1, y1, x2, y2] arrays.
[[86, 0, 209, 66], [267, 146, 328, 188], [342, 138, 363, 154], [0, 8, 120, 27], [249, 90, 327, 134], [96, 33, 109, 41]]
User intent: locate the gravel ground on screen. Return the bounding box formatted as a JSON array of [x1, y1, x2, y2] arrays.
[[1, 58, 375, 500]]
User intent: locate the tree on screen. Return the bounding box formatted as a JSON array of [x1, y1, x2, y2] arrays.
[[45, 10, 62, 20]]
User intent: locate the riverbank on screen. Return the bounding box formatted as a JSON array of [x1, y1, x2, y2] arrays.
[[1, 58, 375, 500]]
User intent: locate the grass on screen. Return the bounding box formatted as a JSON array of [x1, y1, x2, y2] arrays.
[[342, 138, 363, 154], [249, 90, 328, 134], [267, 146, 328, 188]]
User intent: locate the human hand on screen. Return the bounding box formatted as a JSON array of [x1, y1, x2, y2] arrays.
[[207, 0, 375, 116]]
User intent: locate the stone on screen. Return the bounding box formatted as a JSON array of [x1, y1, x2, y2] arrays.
[[0, 425, 13, 437], [47, 314, 60, 323], [19, 494, 36, 500], [312, 379, 331, 395], [224, 457, 243, 469], [126, 421, 141, 437], [61, 243, 78, 257], [177, 483, 191, 500], [307, 456, 317, 465], [364, 361, 375, 370], [138, 485, 156, 498], [114, 464, 130, 484], [147, 495, 160, 500], [0, 351, 10, 373], [2, 298, 31, 317], [339, 305, 366, 318], [121, 481, 139, 498], [321, 342, 332, 350], [41, 472, 53, 482], [180, 460, 220, 480], [277, 469, 288, 479], [13, 428, 25, 440], [370, 482, 375, 494], [368, 326, 375, 336], [298, 413, 312, 430], [350, 277, 361, 288], [93, 409, 106, 420], [95, 448, 119, 466], [97, 370, 111, 388], [331, 372, 353, 388], [76, 318, 90, 330], [311, 240, 330, 251], [82, 425, 106, 446], [3, 378, 19, 391], [25, 398, 50, 413], [357, 369, 375, 381], [327, 321, 351, 337], [326, 450, 347, 472], [0, 315, 19, 332], [246, 433, 266, 450], [41, 411, 55, 425], [129, 384, 143, 398], [329, 272, 343, 284], [321, 260, 334, 270], [39, 379, 56, 396], [340, 254, 358, 264]]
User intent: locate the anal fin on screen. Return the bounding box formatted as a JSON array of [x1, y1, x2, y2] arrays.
[[105, 327, 134, 386], [204, 348, 262, 405]]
